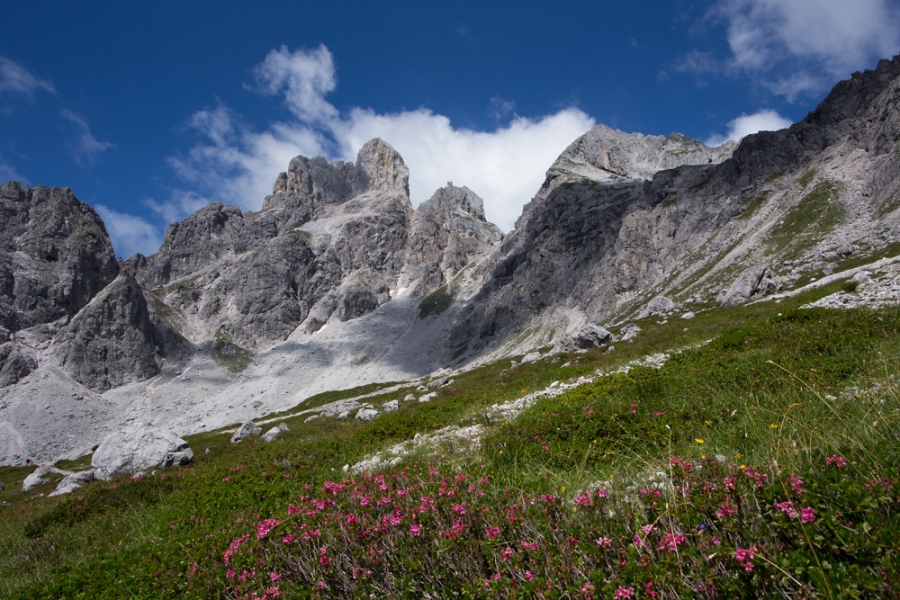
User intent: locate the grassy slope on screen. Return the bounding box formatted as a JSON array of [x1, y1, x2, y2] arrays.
[[1, 281, 899, 598]]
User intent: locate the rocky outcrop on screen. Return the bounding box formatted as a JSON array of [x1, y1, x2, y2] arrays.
[[0, 343, 37, 387], [51, 275, 181, 392], [91, 423, 193, 480], [0, 182, 118, 334], [402, 184, 502, 294], [721, 266, 782, 307]]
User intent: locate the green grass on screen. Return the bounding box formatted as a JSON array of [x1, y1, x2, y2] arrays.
[[768, 180, 847, 256], [2, 283, 900, 598], [418, 285, 455, 319], [211, 328, 253, 374]]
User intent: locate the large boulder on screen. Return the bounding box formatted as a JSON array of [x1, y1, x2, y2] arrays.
[[721, 266, 782, 307], [262, 423, 289, 442], [49, 469, 95, 496], [230, 420, 263, 443], [575, 324, 613, 349], [91, 423, 193, 480]]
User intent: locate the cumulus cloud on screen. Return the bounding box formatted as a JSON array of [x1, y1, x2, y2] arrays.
[[682, 0, 900, 100], [61, 109, 115, 165], [0, 56, 55, 97], [95, 204, 164, 258], [164, 45, 595, 232], [705, 109, 793, 146]]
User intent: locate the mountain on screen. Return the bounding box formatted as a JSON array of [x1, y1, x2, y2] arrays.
[[2, 55, 900, 465]]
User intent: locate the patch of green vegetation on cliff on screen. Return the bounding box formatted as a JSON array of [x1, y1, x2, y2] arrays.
[[418, 285, 456, 319], [211, 328, 252, 374]]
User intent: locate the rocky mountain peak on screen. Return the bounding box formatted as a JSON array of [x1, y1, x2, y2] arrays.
[[547, 124, 735, 186], [417, 183, 488, 222], [354, 138, 410, 198]]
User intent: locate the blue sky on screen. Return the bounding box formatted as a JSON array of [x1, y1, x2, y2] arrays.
[[2, 0, 899, 257]]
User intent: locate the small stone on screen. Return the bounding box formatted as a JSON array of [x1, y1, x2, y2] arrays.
[[402, 394, 416, 402], [263, 423, 290, 442], [336, 411, 350, 419], [681, 311, 695, 320], [304, 415, 320, 423], [418, 392, 438, 403], [383, 400, 399, 413], [605, 345, 616, 353]]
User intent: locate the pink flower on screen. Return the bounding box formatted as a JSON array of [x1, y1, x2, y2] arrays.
[[658, 532, 686, 552], [269, 572, 282, 582], [716, 500, 737, 519], [826, 455, 847, 468], [800, 507, 815, 524], [775, 501, 799, 519], [789, 476, 804, 495], [266, 586, 281, 598], [524, 570, 534, 581], [256, 518, 280, 539], [502, 547, 515, 561], [452, 503, 466, 515], [595, 537, 612, 548], [613, 587, 635, 599], [410, 524, 423, 537], [521, 541, 538, 550], [734, 546, 758, 572], [486, 526, 500, 539]]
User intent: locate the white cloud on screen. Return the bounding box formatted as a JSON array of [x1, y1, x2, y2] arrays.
[[0, 56, 55, 97], [95, 204, 163, 258], [710, 0, 900, 100], [0, 160, 26, 184], [251, 44, 339, 124], [164, 45, 595, 232], [61, 109, 115, 165], [705, 109, 793, 146]]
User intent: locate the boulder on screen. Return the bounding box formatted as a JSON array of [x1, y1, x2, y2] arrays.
[[520, 352, 541, 364], [721, 266, 782, 307], [230, 421, 262, 444], [262, 423, 289, 442], [620, 323, 641, 341], [418, 392, 438, 403], [91, 423, 193, 480], [639, 295, 678, 318], [356, 408, 381, 422], [575, 324, 613, 349], [22, 465, 76, 491], [383, 400, 399, 413], [680, 311, 695, 320], [402, 394, 416, 402], [49, 469, 95, 496]]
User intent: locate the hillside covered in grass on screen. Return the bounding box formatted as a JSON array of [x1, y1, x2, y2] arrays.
[[1, 281, 899, 598]]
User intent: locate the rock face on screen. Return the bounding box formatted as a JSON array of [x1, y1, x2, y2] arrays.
[[449, 55, 900, 359], [91, 423, 193, 480], [0, 183, 118, 336], [401, 184, 502, 294], [51, 275, 177, 391]]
